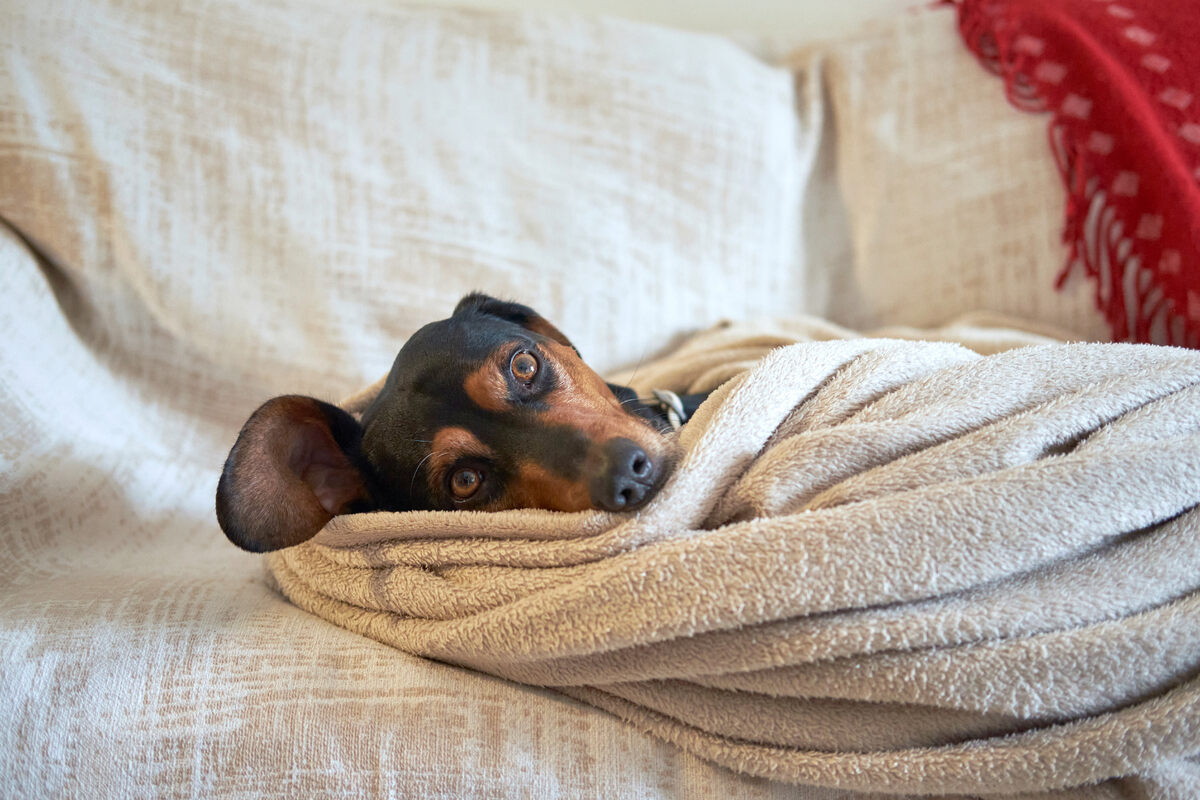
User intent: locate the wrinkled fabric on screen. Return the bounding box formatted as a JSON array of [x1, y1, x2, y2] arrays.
[[273, 321, 1200, 797]]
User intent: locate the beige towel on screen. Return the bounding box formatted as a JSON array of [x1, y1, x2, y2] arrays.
[[266, 320, 1200, 798]]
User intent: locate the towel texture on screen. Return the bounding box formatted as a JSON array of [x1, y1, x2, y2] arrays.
[[266, 320, 1200, 797]]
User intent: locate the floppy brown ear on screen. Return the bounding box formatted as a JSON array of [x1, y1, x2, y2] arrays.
[[216, 396, 372, 552], [453, 292, 578, 354]]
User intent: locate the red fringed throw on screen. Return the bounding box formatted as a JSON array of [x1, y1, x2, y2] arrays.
[[951, 0, 1200, 347]]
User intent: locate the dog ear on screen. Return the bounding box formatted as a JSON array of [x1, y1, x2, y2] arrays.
[[216, 396, 372, 552], [453, 292, 578, 354]]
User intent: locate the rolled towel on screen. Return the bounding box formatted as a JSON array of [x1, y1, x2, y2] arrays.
[[266, 320, 1200, 798]]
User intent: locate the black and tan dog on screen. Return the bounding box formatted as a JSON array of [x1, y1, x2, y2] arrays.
[[216, 293, 708, 552]]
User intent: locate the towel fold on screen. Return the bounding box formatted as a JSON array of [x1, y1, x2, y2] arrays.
[[265, 319, 1200, 797]]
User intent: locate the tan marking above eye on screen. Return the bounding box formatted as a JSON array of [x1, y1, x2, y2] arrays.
[[511, 352, 538, 382], [463, 358, 511, 412]]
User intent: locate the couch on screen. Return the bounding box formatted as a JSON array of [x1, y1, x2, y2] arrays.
[[1, 1, 1125, 797]]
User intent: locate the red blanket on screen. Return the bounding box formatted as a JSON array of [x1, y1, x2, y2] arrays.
[[951, 0, 1200, 347]]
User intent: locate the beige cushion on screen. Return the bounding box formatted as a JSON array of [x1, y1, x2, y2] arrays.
[[1, 1, 810, 411], [801, 7, 1111, 341]]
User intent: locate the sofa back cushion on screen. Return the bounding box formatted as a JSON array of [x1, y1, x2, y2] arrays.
[[1, 1, 810, 415]]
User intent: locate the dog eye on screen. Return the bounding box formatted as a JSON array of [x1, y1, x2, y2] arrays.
[[511, 352, 538, 383], [450, 467, 483, 500]]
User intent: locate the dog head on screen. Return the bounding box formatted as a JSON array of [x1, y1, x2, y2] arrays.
[[216, 293, 674, 551]]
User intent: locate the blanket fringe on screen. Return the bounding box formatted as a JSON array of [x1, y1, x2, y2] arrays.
[[948, 0, 1200, 348]]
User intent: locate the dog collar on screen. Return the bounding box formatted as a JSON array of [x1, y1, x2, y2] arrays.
[[650, 389, 689, 431]]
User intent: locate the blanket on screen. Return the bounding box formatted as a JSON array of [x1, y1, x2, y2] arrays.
[[265, 321, 1200, 798], [953, 0, 1200, 348]]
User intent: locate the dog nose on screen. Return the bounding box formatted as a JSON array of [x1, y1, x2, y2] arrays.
[[591, 438, 656, 511]]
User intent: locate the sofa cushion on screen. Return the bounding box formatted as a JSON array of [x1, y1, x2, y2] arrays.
[[0, 0, 811, 413], [802, 8, 1111, 341]]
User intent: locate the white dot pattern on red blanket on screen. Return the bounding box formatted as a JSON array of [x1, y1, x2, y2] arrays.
[[1159, 87, 1194, 110], [1141, 52, 1172, 72]]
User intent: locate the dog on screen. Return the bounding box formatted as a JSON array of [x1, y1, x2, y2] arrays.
[[216, 293, 710, 552]]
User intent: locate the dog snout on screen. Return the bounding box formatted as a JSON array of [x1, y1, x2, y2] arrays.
[[590, 437, 659, 512]]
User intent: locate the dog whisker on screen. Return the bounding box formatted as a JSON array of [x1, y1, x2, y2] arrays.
[[625, 345, 650, 388], [409, 450, 447, 495]]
